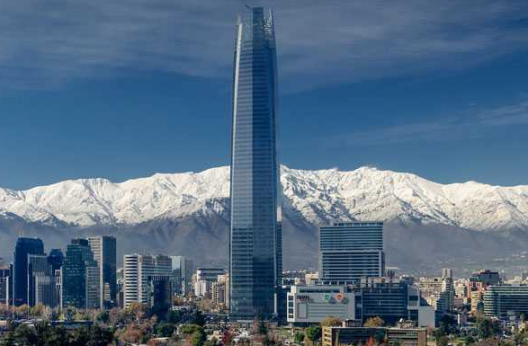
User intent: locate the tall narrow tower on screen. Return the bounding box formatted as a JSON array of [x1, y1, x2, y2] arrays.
[[229, 7, 281, 321]]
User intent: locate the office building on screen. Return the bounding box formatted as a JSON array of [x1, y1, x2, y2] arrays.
[[195, 267, 226, 297], [88, 236, 117, 307], [355, 277, 435, 327], [229, 6, 281, 320], [0, 266, 10, 305], [287, 285, 357, 325], [123, 254, 172, 308], [35, 275, 59, 308], [13, 237, 44, 306], [170, 256, 194, 296], [27, 254, 52, 306], [442, 268, 453, 280], [484, 284, 528, 319], [417, 276, 455, 312], [320, 222, 385, 284], [47, 249, 64, 273], [62, 239, 99, 309], [149, 276, 172, 315], [212, 274, 230, 308], [322, 325, 427, 346]]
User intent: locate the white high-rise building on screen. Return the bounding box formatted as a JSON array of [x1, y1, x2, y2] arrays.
[[123, 254, 172, 308]]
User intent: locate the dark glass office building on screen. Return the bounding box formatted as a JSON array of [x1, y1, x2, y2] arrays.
[[229, 6, 281, 320], [13, 237, 45, 306], [47, 249, 64, 274], [320, 222, 385, 284], [484, 285, 528, 319], [62, 239, 98, 309]]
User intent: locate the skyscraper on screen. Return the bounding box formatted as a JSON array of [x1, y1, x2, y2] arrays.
[[123, 254, 172, 308], [88, 236, 117, 307], [27, 254, 51, 306], [229, 6, 281, 320], [47, 249, 64, 274], [170, 255, 194, 296], [62, 239, 99, 309], [320, 222, 385, 284], [13, 237, 44, 306]]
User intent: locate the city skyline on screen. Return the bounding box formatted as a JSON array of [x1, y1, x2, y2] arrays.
[[0, 2, 527, 189]]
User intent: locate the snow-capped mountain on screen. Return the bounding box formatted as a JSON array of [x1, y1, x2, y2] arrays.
[[0, 166, 527, 232], [1, 166, 527, 274]]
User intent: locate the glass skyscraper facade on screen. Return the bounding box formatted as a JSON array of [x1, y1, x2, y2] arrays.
[[88, 236, 117, 308], [320, 222, 385, 284], [13, 237, 44, 306], [229, 6, 281, 320], [62, 238, 99, 309]]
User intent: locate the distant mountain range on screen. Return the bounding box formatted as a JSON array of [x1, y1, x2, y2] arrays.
[[1, 166, 527, 275]]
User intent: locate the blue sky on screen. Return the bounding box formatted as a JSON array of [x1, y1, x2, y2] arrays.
[[0, 1, 527, 189]]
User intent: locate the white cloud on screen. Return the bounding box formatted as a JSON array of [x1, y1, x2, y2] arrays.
[[0, 0, 527, 90], [330, 98, 528, 147]]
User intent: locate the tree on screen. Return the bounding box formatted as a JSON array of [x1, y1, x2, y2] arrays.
[[373, 330, 386, 345], [476, 318, 500, 340], [64, 306, 77, 321], [191, 330, 206, 346], [306, 326, 322, 346], [12, 324, 38, 346], [96, 310, 110, 324], [181, 324, 203, 335], [42, 326, 69, 346], [321, 316, 342, 327], [438, 336, 449, 346], [29, 304, 45, 318], [168, 310, 182, 324], [263, 334, 277, 346], [191, 310, 206, 326], [222, 329, 234, 346], [205, 337, 218, 346], [364, 317, 384, 328], [295, 331, 305, 345], [156, 322, 176, 337], [86, 325, 114, 346], [436, 315, 458, 337], [258, 319, 268, 335], [464, 336, 475, 345]]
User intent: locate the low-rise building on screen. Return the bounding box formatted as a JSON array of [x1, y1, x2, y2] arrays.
[[484, 284, 528, 319], [287, 285, 356, 325], [322, 325, 427, 346]]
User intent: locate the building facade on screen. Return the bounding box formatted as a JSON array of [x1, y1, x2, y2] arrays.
[[123, 254, 172, 308], [170, 256, 194, 296], [484, 285, 528, 319], [287, 285, 357, 325], [27, 254, 52, 306], [322, 326, 427, 346], [320, 223, 385, 284], [194, 268, 226, 297], [13, 237, 45, 306], [229, 6, 281, 321], [88, 236, 117, 308], [62, 239, 99, 309]]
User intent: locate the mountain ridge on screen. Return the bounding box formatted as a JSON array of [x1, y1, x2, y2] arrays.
[[0, 165, 527, 232], [1, 165, 527, 274]]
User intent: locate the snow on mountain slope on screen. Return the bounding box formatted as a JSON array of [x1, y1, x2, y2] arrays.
[[0, 166, 527, 232]]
